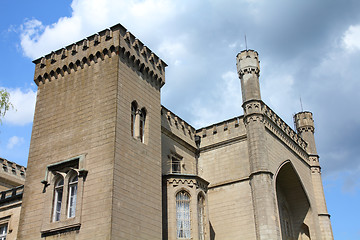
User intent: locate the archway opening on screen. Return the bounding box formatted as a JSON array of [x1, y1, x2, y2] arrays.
[[276, 162, 311, 240]]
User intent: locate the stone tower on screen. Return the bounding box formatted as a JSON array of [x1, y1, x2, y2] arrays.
[[17, 24, 166, 239], [294, 112, 334, 239], [237, 50, 281, 239]]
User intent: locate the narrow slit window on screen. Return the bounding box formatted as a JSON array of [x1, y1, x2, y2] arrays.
[[140, 109, 146, 143], [131, 102, 137, 137]]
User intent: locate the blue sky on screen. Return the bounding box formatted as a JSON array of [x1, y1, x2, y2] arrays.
[[0, 0, 359, 238]]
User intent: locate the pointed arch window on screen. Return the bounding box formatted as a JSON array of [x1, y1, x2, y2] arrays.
[[198, 194, 206, 240], [67, 174, 78, 218], [53, 177, 64, 222], [131, 101, 138, 137], [176, 191, 191, 239], [139, 108, 146, 143]]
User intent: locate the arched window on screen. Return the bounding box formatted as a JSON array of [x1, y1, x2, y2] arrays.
[[198, 194, 205, 240], [53, 177, 64, 222], [176, 191, 191, 239], [67, 174, 78, 218], [139, 108, 146, 143], [131, 101, 137, 137]]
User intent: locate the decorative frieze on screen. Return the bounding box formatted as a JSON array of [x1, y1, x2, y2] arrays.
[[166, 174, 209, 192]]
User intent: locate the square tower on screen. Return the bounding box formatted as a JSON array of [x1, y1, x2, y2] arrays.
[[17, 24, 166, 239]]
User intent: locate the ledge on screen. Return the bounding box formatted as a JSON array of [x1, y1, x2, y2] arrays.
[[41, 223, 81, 237]]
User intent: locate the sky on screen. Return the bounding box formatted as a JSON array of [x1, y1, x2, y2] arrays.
[[0, 0, 359, 238]]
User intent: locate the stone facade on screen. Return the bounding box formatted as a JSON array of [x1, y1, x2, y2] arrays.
[[0, 23, 333, 239]]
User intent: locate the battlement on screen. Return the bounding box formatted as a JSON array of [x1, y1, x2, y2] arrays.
[[33, 23, 167, 87], [236, 49, 260, 76], [262, 104, 308, 159], [161, 106, 197, 147], [0, 158, 26, 179], [294, 111, 315, 133], [196, 116, 245, 138]]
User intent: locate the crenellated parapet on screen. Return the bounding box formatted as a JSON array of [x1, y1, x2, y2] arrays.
[[161, 106, 196, 146], [294, 111, 315, 133], [262, 104, 309, 160], [0, 158, 26, 179], [196, 116, 244, 138], [236, 49, 260, 77], [33, 23, 167, 88]]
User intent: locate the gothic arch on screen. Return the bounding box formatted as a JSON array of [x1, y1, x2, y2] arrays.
[[275, 161, 312, 240]]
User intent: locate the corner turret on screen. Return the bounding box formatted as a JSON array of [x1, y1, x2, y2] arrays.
[[236, 50, 261, 103], [294, 111, 317, 156]]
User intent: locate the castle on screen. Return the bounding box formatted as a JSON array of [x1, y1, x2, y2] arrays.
[[0, 24, 333, 239]]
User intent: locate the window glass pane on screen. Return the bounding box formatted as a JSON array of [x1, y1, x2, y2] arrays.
[[131, 103, 137, 137], [176, 191, 191, 239], [68, 175, 78, 218], [172, 158, 181, 173], [198, 195, 205, 240], [54, 187, 63, 221], [53, 177, 64, 222], [0, 224, 7, 240], [140, 110, 146, 143]]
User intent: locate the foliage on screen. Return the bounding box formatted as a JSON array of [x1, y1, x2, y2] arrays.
[[0, 89, 13, 123]]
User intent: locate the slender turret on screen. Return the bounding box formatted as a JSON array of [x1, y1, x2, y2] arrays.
[[237, 50, 281, 239], [294, 111, 334, 239]]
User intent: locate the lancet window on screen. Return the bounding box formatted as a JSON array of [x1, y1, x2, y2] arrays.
[[176, 191, 191, 239]]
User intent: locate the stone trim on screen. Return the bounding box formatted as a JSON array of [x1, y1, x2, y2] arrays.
[[199, 134, 247, 153], [164, 174, 209, 193], [41, 223, 81, 237], [208, 176, 249, 189]]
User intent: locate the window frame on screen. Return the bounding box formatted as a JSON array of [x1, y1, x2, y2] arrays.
[[169, 153, 183, 174], [67, 173, 78, 218], [52, 175, 65, 222], [41, 155, 86, 237]]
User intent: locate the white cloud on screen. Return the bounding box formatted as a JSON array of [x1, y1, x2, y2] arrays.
[[342, 24, 360, 52], [7, 136, 24, 149], [191, 71, 242, 128], [2, 88, 37, 126], [19, 0, 181, 60]]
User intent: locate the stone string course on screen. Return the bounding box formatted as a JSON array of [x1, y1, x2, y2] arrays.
[[33, 24, 167, 88]]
